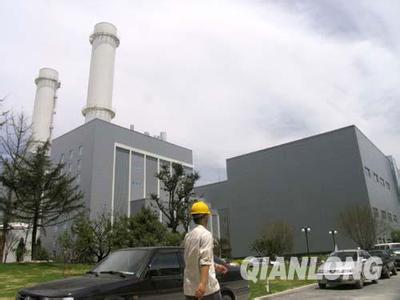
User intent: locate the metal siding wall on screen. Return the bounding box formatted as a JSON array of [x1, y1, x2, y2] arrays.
[[196, 127, 369, 257]]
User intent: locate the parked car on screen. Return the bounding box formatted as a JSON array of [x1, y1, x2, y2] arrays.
[[316, 249, 380, 289], [372, 243, 400, 269], [16, 247, 249, 300], [368, 249, 397, 278]]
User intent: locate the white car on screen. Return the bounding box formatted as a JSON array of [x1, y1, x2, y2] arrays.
[[317, 249, 381, 289]]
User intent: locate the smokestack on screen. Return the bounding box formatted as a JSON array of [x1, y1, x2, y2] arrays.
[[30, 68, 60, 151], [82, 22, 120, 123]]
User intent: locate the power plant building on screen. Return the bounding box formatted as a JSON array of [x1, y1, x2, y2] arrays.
[[195, 126, 400, 258]]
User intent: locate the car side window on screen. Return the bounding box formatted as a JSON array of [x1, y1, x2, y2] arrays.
[[150, 252, 181, 276]]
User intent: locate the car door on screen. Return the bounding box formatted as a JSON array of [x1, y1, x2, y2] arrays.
[[147, 249, 185, 300]]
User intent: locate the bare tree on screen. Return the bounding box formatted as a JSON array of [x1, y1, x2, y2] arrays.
[[337, 204, 382, 249], [151, 163, 199, 233], [0, 113, 31, 262], [251, 221, 294, 259]]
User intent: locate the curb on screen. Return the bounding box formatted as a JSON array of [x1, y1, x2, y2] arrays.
[[254, 283, 317, 299]]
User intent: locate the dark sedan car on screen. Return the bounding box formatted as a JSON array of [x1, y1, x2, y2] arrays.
[[369, 250, 398, 278], [17, 247, 249, 300]]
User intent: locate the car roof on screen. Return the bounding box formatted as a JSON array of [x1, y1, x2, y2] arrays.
[[114, 246, 183, 251]]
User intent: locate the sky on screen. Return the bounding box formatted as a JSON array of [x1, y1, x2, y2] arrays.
[[1, 0, 399, 185]]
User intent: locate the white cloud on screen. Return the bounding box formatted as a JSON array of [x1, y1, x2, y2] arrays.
[[1, 0, 399, 185]]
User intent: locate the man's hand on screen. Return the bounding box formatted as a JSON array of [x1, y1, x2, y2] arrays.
[[195, 281, 206, 299], [215, 263, 228, 274]]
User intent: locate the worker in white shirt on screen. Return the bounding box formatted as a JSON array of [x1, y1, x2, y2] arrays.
[[183, 201, 228, 300]]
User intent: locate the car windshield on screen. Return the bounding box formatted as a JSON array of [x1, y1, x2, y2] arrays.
[[391, 244, 400, 250], [92, 249, 148, 276], [329, 251, 358, 262]]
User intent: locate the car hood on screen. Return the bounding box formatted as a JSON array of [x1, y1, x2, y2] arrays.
[[19, 275, 140, 298]]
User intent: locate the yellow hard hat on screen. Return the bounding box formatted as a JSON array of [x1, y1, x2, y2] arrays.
[[191, 201, 211, 215]]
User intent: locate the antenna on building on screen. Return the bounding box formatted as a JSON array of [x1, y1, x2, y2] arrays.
[[160, 131, 167, 141], [130, 124, 135, 131]]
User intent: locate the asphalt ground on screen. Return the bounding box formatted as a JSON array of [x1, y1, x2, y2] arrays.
[[265, 274, 400, 300]]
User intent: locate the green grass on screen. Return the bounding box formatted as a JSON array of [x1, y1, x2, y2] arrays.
[[250, 278, 315, 299], [0, 263, 93, 297]]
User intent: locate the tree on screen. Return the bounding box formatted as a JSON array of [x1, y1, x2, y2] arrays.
[[391, 230, 400, 243], [0, 113, 31, 262], [337, 204, 383, 249], [251, 221, 294, 259], [71, 212, 113, 263], [151, 163, 199, 233], [15, 237, 26, 262], [113, 207, 184, 249], [214, 238, 232, 258], [2, 141, 84, 260]]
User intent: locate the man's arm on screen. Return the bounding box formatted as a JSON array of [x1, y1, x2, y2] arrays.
[[195, 265, 210, 299]]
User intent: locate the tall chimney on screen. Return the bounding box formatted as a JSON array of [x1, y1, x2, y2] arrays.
[[82, 22, 120, 123], [30, 68, 60, 151]]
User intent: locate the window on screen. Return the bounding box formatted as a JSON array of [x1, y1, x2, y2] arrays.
[[76, 174, 81, 184], [388, 212, 393, 222], [77, 159, 81, 171], [381, 210, 387, 220], [374, 173, 379, 182], [69, 150, 73, 159], [78, 145, 83, 156], [131, 152, 145, 201], [372, 207, 379, 218], [60, 153, 65, 163], [113, 147, 130, 218], [145, 156, 158, 198], [150, 252, 181, 276], [68, 163, 72, 172], [364, 166, 371, 177]]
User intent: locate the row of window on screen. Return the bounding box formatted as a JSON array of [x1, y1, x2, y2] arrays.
[[364, 166, 391, 190], [372, 207, 398, 223]]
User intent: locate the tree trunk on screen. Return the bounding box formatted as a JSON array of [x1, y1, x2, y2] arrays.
[[0, 227, 6, 263], [31, 215, 39, 261]]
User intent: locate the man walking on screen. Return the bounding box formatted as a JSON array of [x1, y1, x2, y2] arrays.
[[184, 201, 227, 299]]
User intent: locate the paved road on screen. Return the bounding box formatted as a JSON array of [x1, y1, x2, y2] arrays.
[[268, 275, 400, 300]]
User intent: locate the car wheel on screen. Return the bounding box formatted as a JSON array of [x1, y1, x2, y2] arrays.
[[385, 267, 391, 279], [355, 278, 364, 289], [318, 283, 327, 289], [392, 267, 398, 276], [221, 293, 233, 300]]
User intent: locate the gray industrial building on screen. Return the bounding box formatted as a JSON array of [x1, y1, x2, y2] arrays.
[[42, 118, 195, 252], [195, 125, 400, 258]]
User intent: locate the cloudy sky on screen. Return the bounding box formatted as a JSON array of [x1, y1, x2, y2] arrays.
[[1, 0, 399, 185]]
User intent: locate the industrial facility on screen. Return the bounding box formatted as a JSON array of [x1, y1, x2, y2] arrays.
[[26, 22, 207, 255], [21, 21, 400, 260], [195, 125, 400, 257]]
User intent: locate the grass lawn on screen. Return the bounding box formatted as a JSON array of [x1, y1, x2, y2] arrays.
[[250, 279, 315, 299], [0, 263, 93, 298]]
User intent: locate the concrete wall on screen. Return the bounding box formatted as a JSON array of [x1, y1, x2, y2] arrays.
[[195, 126, 378, 258]]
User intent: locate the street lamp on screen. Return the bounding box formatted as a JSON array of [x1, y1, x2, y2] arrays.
[[301, 227, 311, 260], [329, 230, 338, 250]]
